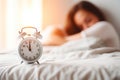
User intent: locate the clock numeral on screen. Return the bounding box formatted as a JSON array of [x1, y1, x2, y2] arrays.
[[21, 49, 23, 51], [25, 56, 28, 60], [29, 57, 31, 60], [36, 53, 39, 55], [22, 53, 24, 55], [23, 45, 25, 47], [36, 44, 39, 47], [33, 56, 36, 59]]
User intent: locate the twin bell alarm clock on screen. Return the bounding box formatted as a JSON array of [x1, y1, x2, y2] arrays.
[[18, 27, 43, 64]]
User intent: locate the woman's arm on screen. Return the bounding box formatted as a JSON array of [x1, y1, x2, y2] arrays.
[[65, 32, 82, 41], [41, 25, 67, 45]]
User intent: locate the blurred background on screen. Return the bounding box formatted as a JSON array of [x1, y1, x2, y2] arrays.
[[0, 0, 120, 50], [0, 0, 77, 50], [0, 0, 42, 50]]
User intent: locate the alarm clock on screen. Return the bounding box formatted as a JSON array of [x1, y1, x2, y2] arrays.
[[18, 27, 43, 64]]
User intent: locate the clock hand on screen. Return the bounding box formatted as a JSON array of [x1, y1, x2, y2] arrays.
[[29, 40, 31, 51]]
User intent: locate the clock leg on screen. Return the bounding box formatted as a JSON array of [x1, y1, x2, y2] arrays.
[[21, 61, 23, 64], [36, 61, 40, 64]]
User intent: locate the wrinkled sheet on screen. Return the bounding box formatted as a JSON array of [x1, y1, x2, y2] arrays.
[[0, 37, 120, 80]]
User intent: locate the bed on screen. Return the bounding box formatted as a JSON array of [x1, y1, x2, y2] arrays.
[[1, 0, 120, 80], [1, 37, 120, 80]]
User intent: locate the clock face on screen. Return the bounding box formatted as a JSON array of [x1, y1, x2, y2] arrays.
[[18, 37, 42, 62]]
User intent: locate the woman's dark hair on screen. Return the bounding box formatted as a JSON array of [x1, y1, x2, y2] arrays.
[[64, 1, 106, 35]]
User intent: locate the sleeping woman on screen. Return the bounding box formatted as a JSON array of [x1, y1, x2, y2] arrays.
[[42, 1, 120, 49]]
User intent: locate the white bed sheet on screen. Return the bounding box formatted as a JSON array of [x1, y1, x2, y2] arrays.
[[0, 37, 120, 80]]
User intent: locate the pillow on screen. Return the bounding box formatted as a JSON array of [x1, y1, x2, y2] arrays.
[[50, 37, 106, 53]]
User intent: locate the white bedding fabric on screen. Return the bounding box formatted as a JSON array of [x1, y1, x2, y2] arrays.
[[0, 37, 120, 80], [81, 21, 120, 48]]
